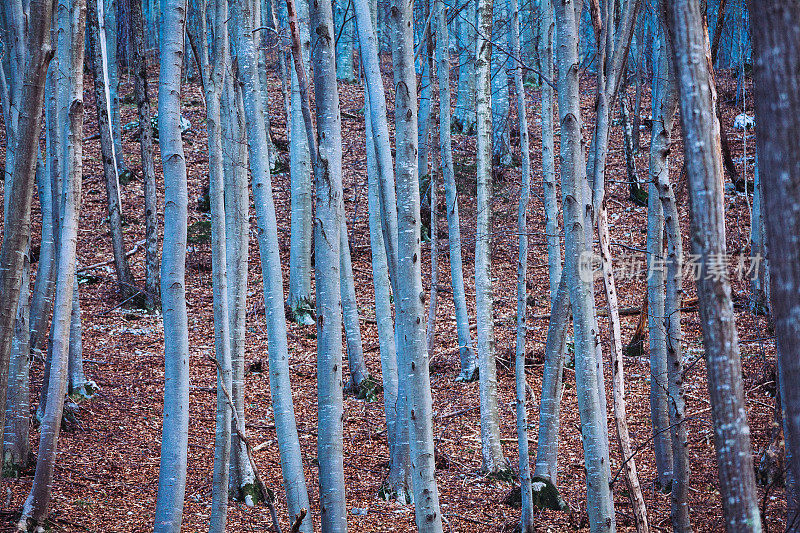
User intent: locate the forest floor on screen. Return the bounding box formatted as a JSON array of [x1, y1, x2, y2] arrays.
[[0, 58, 784, 532]]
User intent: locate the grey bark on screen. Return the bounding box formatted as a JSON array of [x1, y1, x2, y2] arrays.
[[553, 0, 615, 529], [511, 0, 534, 527], [18, 0, 80, 524], [307, 0, 347, 527], [750, 1, 800, 526], [453, 0, 476, 134], [89, 0, 137, 300], [435, 0, 477, 382], [132, 0, 160, 310], [390, 0, 444, 527], [475, 0, 506, 475], [232, 0, 312, 524], [153, 0, 191, 529], [647, 29, 674, 491], [663, 0, 762, 529]]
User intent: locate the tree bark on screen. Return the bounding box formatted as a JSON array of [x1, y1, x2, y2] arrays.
[[88, 0, 137, 301], [131, 0, 160, 310], [390, 0, 444, 527], [153, 0, 191, 529], [750, 0, 800, 524], [0, 0, 56, 455], [663, 0, 762, 529], [18, 0, 81, 525], [232, 0, 312, 525]]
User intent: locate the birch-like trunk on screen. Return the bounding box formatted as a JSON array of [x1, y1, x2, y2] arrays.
[[341, 216, 372, 393], [153, 0, 191, 529], [510, 0, 534, 527], [435, 0, 477, 382], [390, 0, 444, 527], [103, 0, 127, 177], [475, 0, 506, 474], [539, 0, 561, 304], [131, 0, 160, 310], [490, 0, 511, 167], [553, 1, 615, 530], [750, 1, 800, 525], [231, 0, 312, 525], [357, 0, 413, 498], [193, 0, 233, 529], [287, 0, 314, 323], [18, 1, 80, 525], [663, 0, 761, 528], [307, 0, 347, 527]]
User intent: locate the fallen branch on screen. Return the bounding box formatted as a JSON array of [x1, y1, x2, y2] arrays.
[[78, 239, 146, 273]]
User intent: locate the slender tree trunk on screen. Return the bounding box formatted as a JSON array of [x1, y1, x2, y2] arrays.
[[749, 155, 768, 315], [539, 0, 560, 304], [750, 1, 800, 525], [335, 0, 355, 81], [0, 0, 56, 453], [89, 0, 137, 301], [663, 0, 762, 529], [153, 0, 191, 529], [390, 0, 444, 527], [18, 0, 81, 524], [341, 214, 371, 393], [426, 169, 439, 355], [647, 29, 674, 492], [131, 0, 160, 310], [490, 0, 511, 167], [453, 0, 476, 134], [232, 0, 312, 524], [598, 205, 649, 533], [511, 0, 534, 528], [553, 0, 615, 529], [434, 0, 477, 382], [192, 0, 233, 529], [365, 85, 411, 501], [104, 0, 127, 177], [475, 0, 506, 475], [28, 74, 59, 355], [306, 0, 348, 527], [658, 112, 691, 533], [287, 0, 314, 323], [534, 275, 568, 483], [709, 0, 726, 68]]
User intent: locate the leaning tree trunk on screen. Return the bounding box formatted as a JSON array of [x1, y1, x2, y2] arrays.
[[390, 0, 444, 527], [88, 0, 137, 301], [0, 0, 56, 453], [750, 0, 800, 524], [474, 0, 507, 475], [341, 216, 372, 393], [307, 0, 347, 527], [131, 0, 160, 310], [663, 0, 762, 529], [232, 0, 312, 525], [153, 0, 191, 529], [435, 0, 477, 382], [510, 0, 534, 528], [553, 0, 615, 530], [357, 0, 413, 499], [18, 0, 82, 525]]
